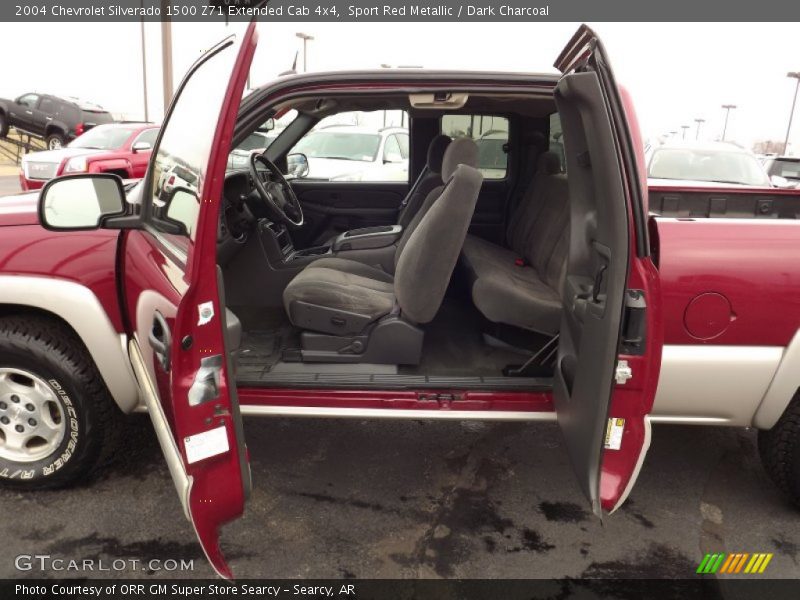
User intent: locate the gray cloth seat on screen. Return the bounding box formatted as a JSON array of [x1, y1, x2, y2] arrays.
[[324, 135, 451, 246], [284, 138, 483, 337], [461, 151, 569, 335], [397, 134, 451, 228]]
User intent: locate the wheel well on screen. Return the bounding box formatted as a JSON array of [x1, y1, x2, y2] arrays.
[[0, 304, 94, 362], [45, 126, 65, 138]]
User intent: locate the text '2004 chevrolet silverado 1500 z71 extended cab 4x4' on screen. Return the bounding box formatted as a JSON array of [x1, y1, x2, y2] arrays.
[[0, 23, 798, 578]]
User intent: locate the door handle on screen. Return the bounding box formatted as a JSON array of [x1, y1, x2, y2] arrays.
[[46, 116, 52, 121], [148, 311, 171, 372], [25, 110, 33, 115], [592, 264, 607, 303]]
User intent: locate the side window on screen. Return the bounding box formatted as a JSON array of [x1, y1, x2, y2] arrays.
[[149, 40, 238, 241], [17, 94, 39, 109], [290, 110, 409, 182], [441, 114, 509, 179], [397, 133, 409, 159], [383, 135, 402, 163], [549, 112, 566, 173], [133, 128, 159, 148], [38, 98, 56, 114]]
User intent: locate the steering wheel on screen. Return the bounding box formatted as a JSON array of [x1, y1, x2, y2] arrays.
[[249, 153, 304, 227]]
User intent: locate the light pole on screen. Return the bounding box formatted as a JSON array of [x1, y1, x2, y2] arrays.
[[681, 125, 690, 140], [296, 32, 314, 72], [721, 104, 736, 141], [139, 1, 148, 122], [694, 118, 705, 140], [783, 72, 800, 155], [160, 0, 173, 113]]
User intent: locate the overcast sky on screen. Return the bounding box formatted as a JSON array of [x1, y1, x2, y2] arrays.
[[1, 22, 798, 152]]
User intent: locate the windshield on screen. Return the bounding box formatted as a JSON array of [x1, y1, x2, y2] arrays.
[[68, 125, 136, 150], [292, 131, 380, 162], [648, 147, 770, 186], [767, 158, 800, 180]]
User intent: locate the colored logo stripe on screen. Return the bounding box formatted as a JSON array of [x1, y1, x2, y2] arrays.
[[697, 553, 773, 574]]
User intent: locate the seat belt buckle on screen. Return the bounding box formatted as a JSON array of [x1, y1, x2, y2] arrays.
[[514, 258, 526, 267]]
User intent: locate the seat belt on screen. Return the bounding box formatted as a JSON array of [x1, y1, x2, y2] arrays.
[[397, 165, 430, 218]]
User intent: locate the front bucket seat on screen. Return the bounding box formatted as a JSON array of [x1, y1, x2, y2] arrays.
[[282, 138, 483, 364]]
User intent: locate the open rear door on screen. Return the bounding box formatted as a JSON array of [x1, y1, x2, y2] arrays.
[[552, 25, 663, 516], [123, 23, 258, 578]]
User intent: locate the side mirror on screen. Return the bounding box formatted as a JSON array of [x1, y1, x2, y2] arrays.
[[131, 141, 152, 153], [258, 118, 276, 133], [771, 175, 792, 188], [287, 152, 309, 178], [38, 174, 126, 231]]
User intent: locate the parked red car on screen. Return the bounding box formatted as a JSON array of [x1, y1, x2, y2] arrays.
[[19, 122, 158, 191], [0, 24, 799, 580]]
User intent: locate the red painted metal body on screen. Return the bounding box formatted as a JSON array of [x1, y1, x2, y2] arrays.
[[19, 124, 157, 191], [654, 216, 800, 347], [0, 195, 124, 332], [598, 86, 663, 512]]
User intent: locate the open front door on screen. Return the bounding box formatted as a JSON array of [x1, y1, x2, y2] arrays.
[[122, 23, 258, 578], [552, 25, 663, 516]]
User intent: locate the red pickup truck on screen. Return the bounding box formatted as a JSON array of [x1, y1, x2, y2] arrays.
[[19, 122, 158, 191], [0, 24, 798, 579]]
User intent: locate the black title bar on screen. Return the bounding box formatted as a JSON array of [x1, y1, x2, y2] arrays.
[[3, 0, 800, 22]]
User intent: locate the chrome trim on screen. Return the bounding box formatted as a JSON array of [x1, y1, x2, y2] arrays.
[[753, 329, 800, 429], [652, 345, 782, 426], [238, 405, 558, 421], [0, 276, 140, 413], [648, 416, 732, 425], [128, 339, 192, 521]]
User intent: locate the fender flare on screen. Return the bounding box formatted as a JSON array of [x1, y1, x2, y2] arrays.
[[753, 329, 800, 429], [0, 275, 140, 413], [44, 122, 67, 139]]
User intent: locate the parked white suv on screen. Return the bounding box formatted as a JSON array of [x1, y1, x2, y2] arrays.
[[290, 125, 409, 181]]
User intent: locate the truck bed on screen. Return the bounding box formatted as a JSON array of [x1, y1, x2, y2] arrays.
[[649, 185, 800, 219]]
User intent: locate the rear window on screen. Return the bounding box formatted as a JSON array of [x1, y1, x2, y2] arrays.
[[768, 159, 800, 179], [82, 110, 113, 126], [441, 114, 509, 179]]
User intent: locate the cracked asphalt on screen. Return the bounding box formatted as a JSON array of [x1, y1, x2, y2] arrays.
[[1, 415, 799, 581]]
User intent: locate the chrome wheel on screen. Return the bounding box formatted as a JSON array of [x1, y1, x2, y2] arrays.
[[48, 137, 62, 150], [0, 368, 66, 463]]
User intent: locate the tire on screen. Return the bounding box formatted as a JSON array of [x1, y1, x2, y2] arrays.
[[758, 391, 800, 508], [0, 113, 8, 138], [45, 131, 66, 150], [0, 315, 123, 490]]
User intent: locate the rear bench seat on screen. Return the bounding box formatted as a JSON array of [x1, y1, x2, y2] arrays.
[[461, 152, 569, 335]]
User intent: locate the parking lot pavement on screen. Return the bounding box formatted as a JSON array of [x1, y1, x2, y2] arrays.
[[1, 416, 799, 581], [0, 174, 21, 197]]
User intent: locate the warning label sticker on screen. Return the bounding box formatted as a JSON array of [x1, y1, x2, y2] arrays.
[[604, 418, 625, 450]]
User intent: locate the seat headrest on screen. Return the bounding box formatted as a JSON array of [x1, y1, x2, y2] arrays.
[[441, 137, 479, 180], [537, 151, 562, 175], [427, 134, 452, 174]]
